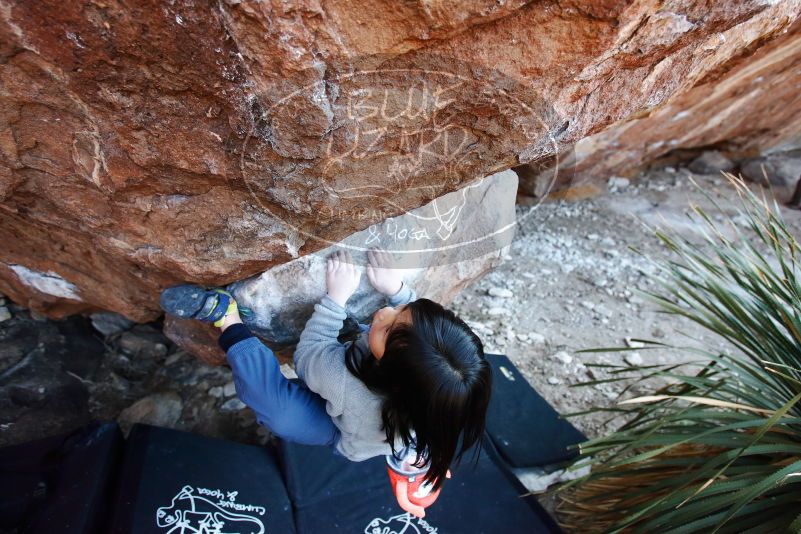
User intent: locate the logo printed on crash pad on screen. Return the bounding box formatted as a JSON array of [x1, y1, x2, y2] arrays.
[[156, 485, 266, 534], [365, 512, 438, 534]]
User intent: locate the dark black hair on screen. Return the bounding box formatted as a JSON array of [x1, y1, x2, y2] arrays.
[[345, 298, 492, 491]]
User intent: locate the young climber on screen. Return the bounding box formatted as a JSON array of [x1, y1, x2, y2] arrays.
[[160, 248, 492, 517]]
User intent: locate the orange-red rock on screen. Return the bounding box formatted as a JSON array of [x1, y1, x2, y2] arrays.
[[519, 6, 801, 194], [1, 1, 800, 323]]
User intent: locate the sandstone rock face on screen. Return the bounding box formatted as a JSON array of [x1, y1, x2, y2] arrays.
[[1, 1, 800, 325], [166, 169, 517, 364], [520, 8, 801, 196]]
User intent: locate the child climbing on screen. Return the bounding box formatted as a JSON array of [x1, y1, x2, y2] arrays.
[[160, 248, 492, 518]]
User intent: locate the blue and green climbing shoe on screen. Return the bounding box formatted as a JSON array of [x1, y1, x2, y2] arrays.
[[159, 285, 242, 327]]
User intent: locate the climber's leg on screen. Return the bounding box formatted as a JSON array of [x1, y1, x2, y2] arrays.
[[160, 285, 338, 446], [220, 326, 340, 446]]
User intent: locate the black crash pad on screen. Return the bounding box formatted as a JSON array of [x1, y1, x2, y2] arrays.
[[109, 425, 294, 534], [278, 438, 561, 534], [485, 354, 586, 468], [0, 422, 123, 534]]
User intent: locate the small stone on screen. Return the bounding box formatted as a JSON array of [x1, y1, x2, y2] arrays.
[[547, 376, 561, 385], [600, 237, 616, 247], [0, 306, 11, 322], [29, 310, 48, 322], [595, 305, 613, 318], [687, 150, 734, 175], [164, 352, 184, 366], [208, 386, 224, 398], [580, 301, 595, 310], [602, 389, 619, 400], [516, 333, 529, 342], [221, 398, 247, 412], [607, 176, 630, 190], [624, 352, 644, 366], [527, 333, 546, 346], [624, 337, 645, 348], [627, 294, 645, 305], [488, 287, 514, 298], [118, 327, 169, 358], [223, 381, 237, 397], [90, 312, 135, 336], [651, 327, 666, 338], [552, 351, 573, 364], [465, 320, 488, 333], [118, 392, 183, 435], [740, 156, 801, 187], [487, 307, 510, 316]]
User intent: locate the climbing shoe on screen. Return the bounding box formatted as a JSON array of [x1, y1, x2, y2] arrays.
[[159, 285, 245, 328]]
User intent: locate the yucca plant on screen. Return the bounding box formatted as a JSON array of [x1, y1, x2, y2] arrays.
[[557, 175, 801, 533]]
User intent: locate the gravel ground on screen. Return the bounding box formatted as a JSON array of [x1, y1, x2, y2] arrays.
[[451, 166, 801, 438]]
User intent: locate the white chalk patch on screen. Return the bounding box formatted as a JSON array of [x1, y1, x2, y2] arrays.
[[670, 110, 691, 122], [8, 264, 82, 301]]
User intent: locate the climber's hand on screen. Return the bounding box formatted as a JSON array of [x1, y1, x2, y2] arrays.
[[326, 250, 361, 307], [366, 248, 404, 297]]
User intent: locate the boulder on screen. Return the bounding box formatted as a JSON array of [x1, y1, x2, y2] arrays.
[[89, 312, 135, 337], [163, 316, 228, 366], [740, 156, 801, 187], [518, 8, 801, 195], [1, 1, 800, 322], [164, 169, 517, 357], [687, 151, 735, 175]]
